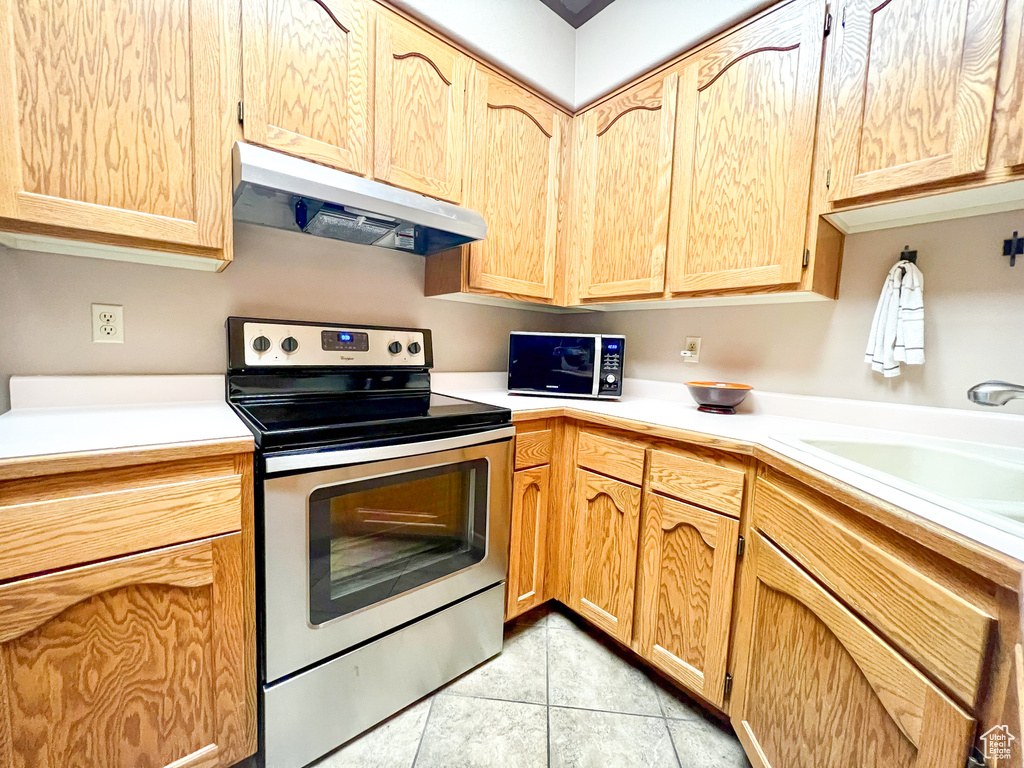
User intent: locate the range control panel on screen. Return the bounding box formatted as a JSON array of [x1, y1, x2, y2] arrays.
[[598, 335, 625, 397], [237, 319, 428, 368]]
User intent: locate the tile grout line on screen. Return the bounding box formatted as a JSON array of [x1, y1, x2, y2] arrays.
[[545, 612, 552, 768], [409, 696, 436, 768]]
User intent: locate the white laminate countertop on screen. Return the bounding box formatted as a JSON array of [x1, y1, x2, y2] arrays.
[[0, 375, 253, 461], [433, 372, 1024, 564]]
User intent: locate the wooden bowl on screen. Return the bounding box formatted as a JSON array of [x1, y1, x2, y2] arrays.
[[684, 381, 753, 413]]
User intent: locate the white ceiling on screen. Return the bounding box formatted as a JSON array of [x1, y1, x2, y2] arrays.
[[390, 0, 772, 109]]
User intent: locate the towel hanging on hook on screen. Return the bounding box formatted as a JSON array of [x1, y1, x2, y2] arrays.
[[865, 248, 925, 378]]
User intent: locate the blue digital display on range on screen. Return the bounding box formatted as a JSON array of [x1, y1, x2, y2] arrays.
[[321, 330, 369, 351], [339, 333, 352, 341]]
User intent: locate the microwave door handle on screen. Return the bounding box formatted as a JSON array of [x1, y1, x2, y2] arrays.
[[591, 335, 601, 397], [264, 425, 516, 474]]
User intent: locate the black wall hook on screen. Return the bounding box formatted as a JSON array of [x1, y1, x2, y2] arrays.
[[1004, 231, 1023, 267], [899, 245, 917, 264]]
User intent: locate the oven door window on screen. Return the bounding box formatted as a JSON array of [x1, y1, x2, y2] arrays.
[[308, 459, 488, 625]]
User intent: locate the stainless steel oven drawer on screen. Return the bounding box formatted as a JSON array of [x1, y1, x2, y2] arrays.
[[263, 583, 505, 768]]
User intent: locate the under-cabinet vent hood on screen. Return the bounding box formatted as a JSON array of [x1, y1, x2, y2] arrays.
[[231, 142, 486, 255]]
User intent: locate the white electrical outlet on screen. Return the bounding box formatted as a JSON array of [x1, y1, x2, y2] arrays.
[[92, 303, 124, 344], [682, 336, 701, 364]]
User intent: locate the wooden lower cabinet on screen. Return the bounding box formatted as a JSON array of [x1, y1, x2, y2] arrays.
[[568, 469, 642, 643], [635, 493, 739, 709], [0, 534, 251, 768], [507, 465, 550, 620], [730, 532, 976, 768]]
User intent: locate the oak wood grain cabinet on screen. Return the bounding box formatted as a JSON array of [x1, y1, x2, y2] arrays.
[[241, 0, 371, 175], [0, 0, 234, 270], [373, 9, 471, 202], [635, 493, 739, 709], [507, 464, 551, 620], [0, 450, 256, 768], [570, 73, 679, 301], [426, 69, 569, 304], [568, 469, 643, 643], [730, 532, 976, 768], [829, 0, 1006, 202], [667, 0, 829, 294]]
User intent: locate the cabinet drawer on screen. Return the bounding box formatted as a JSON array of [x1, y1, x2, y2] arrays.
[[648, 449, 745, 517], [577, 431, 645, 485], [515, 428, 553, 469], [754, 473, 995, 708], [0, 471, 243, 582]]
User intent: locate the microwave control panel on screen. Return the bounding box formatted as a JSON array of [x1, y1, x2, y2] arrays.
[[598, 336, 625, 397]]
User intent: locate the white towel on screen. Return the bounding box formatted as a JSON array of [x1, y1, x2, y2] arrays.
[[865, 261, 925, 378]]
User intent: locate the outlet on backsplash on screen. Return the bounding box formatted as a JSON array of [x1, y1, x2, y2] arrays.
[[681, 337, 701, 364], [91, 303, 124, 344]]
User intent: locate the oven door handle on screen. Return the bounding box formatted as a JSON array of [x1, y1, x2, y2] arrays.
[[264, 425, 516, 474]]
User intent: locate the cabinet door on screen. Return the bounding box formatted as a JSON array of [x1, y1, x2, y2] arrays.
[[242, 0, 370, 175], [636, 494, 739, 709], [0, 535, 253, 768], [374, 12, 470, 202], [507, 465, 550, 620], [830, 0, 1005, 201], [466, 70, 566, 300], [0, 0, 229, 256], [573, 74, 678, 300], [668, 0, 824, 293], [731, 533, 975, 768], [569, 469, 642, 643]]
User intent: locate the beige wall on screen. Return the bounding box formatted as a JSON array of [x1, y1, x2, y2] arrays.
[[571, 210, 1024, 414], [0, 223, 557, 412], [3, 211, 1023, 416]]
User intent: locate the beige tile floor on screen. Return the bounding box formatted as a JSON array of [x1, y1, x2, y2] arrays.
[[310, 604, 751, 768]]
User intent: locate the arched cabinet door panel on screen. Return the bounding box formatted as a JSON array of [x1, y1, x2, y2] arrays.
[[635, 493, 739, 709], [466, 70, 566, 300], [568, 469, 642, 643], [829, 0, 1005, 201], [374, 11, 470, 202], [242, 0, 371, 175], [730, 532, 975, 768], [0, 536, 252, 768], [507, 465, 551, 620], [668, 0, 826, 294], [573, 73, 678, 301]]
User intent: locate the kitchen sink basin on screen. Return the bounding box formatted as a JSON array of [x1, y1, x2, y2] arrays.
[[776, 435, 1024, 533]]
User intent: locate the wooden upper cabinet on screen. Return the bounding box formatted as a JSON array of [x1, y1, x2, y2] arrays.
[[569, 469, 643, 644], [465, 70, 567, 300], [830, 0, 1005, 201], [507, 465, 550, 620], [0, 536, 252, 768], [0, 0, 230, 259], [992, 0, 1024, 170], [731, 533, 975, 768], [242, 0, 371, 175], [636, 494, 739, 709], [374, 12, 470, 202], [668, 0, 825, 293], [573, 74, 678, 301]]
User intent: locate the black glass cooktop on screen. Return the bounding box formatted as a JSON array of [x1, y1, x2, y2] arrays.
[[231, 391, 510, 451]]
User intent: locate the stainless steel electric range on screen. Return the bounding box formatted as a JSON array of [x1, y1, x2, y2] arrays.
[[226, 317, 513, 768]]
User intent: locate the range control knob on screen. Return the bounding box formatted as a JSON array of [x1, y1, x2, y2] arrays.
[[408, 341, 422, 355], [388, 341, 403, 355], [252, 335, 272, 353], [605, 374, 617, 384], [281, 336, 299, 354]]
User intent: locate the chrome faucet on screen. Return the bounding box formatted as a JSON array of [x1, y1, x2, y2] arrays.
[[967, 381, 1024, 406]]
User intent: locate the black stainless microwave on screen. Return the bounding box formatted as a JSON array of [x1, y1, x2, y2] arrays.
[[508, 332, 625, 400]]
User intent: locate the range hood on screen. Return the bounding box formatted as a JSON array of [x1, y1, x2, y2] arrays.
[[231, 142, 486, 255]]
